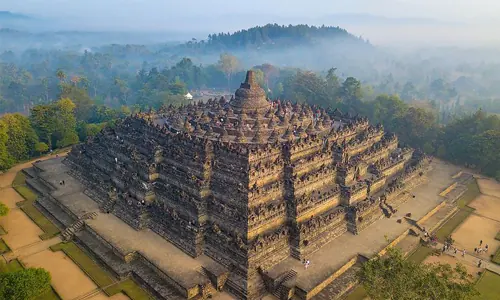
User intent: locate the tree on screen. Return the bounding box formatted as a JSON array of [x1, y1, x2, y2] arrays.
[[217, 53, 240, 91], [358, 247, 478, 300], [34, 142, 49, 155], [0, 268, 51, 300], [2, 114, 39, 161], [56, 69, 66, 83], [0, 119, 14, 171], [59, 84, 94, 121], [0, 202, 8, 216]]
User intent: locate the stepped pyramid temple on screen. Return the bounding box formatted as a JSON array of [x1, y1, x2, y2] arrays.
[[28, 70, 433, 299]]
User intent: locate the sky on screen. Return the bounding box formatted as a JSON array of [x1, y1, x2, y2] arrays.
[[2, 0, 499, 25], [2, 0, 500, 45]]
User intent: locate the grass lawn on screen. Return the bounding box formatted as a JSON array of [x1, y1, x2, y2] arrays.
[[457, 180, 481, 209], [0, 225, 6, 235], [435, 207, 474, 242], [407, 245, 435, 264], [0, 259, 61, 300], [492, 247, 500, 265], [11, 171, 60, 240], [474, 271, 500, 299], [0, 238, 11, 254], [435, 180, 480, 242], [495, 230, 500, 241], [344, 286, 367, 300], [51, 242, 153, 300]]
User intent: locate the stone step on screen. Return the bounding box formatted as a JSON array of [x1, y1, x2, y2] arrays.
[[25, 177, 51, 195]]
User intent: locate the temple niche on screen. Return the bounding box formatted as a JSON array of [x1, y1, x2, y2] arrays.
[[64, 70, 429, 299]]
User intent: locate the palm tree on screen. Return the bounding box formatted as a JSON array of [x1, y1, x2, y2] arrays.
[[56, 69, 66, 83]]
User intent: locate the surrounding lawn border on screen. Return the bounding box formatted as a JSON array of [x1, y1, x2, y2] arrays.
[[0, 259, 61, 300], [0, 224, 6, 235], [0, 238, 11, 254], [407, 244, 436, 264], [435, 179, 480, 242], [474, 270, 500, 299], [50, 242, 153, 300], [492, 247, 500, 265], [11, 171, 60, 240]]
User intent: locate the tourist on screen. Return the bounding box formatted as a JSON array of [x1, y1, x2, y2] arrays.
[[305, 259, 310, 269], [478, 248, 483, 254], [454, 248, 457, 255], [462, 249, 466, 257], [474, 248, 477, 253], [485, 244, 489, 252], [480, 240, 483, 246], [478, 260, 482, 268]]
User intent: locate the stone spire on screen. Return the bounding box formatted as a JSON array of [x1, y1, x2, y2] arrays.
[[204, 125, 214, 138], [282, 127, 294, 141], [268, 116, 276, 130], [230, 70, 270, 115], [296, 125, 308, 138], [183, 119, 194, 133], [193, 124, 204, 135], [280, 115, 289, 127], [252, 127, 264, 143], [220, 128, 229, 141], [235, 125, 247, 143], [306, 122, 315, 135], [268, 129, 279, 143]]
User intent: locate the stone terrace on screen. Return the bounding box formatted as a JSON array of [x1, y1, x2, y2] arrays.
[[265, 159, 461, 296], [30, 158, 231, 299]]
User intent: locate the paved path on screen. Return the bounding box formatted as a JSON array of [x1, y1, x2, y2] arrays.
[[2, 236, 62, 261], [431, 241, 500, 275]]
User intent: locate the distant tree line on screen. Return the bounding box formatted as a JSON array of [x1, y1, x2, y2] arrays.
[[0, 55, 498, 180]]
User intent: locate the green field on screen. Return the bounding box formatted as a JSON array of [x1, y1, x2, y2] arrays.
[[474, 271, 500, 300], [12, 171, 60, 240], [435, 180, 480, 242], [0, 238, 11, 254], [51, 242, 153, 299]]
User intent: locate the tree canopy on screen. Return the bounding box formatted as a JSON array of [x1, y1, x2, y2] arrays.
[[358, 248, 478, 300], [0, 268, 51, 300]]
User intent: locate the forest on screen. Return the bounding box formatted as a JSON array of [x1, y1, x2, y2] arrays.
[[0, 24, 499, 180]]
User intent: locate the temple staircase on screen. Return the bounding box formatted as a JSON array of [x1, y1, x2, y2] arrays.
[[101, 199, 116, 213], [61, 212, 98, 241], [272, 270, 297, 299]]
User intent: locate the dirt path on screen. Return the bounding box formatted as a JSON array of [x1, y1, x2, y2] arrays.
[[0, 155, 129, 300]]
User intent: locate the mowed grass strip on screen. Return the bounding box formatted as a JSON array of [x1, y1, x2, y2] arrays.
[[0, 238, 11, 254], [12, 171, 60, 240], [435, 180, 480, 242], [474, 271, 500, 300], [51, 242, 153, 300], [0, 225, 7, 235]]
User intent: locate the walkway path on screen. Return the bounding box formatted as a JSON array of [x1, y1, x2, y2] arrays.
[[431, 240, 500, 275], [2, 236, 62, 261]]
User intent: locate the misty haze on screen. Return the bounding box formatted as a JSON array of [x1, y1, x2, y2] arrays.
[[0, 1, 500, 300]]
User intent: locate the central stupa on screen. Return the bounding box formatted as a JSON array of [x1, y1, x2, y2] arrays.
[[230, 70, 270, 114]]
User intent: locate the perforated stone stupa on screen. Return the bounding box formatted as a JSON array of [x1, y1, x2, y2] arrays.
[[62, 70, 429, 299]]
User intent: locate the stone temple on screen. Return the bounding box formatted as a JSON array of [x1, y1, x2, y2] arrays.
[[28, 70, 430, 299]]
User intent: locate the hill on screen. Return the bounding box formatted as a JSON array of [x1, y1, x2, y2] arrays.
[[181, 23, 369, 52]]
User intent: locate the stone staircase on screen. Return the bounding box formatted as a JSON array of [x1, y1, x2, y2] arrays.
[[101, 199, 116, 213], [272, 270, 297, 299], [61, 212, 98, 241], [61, 220, 85, 241]]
